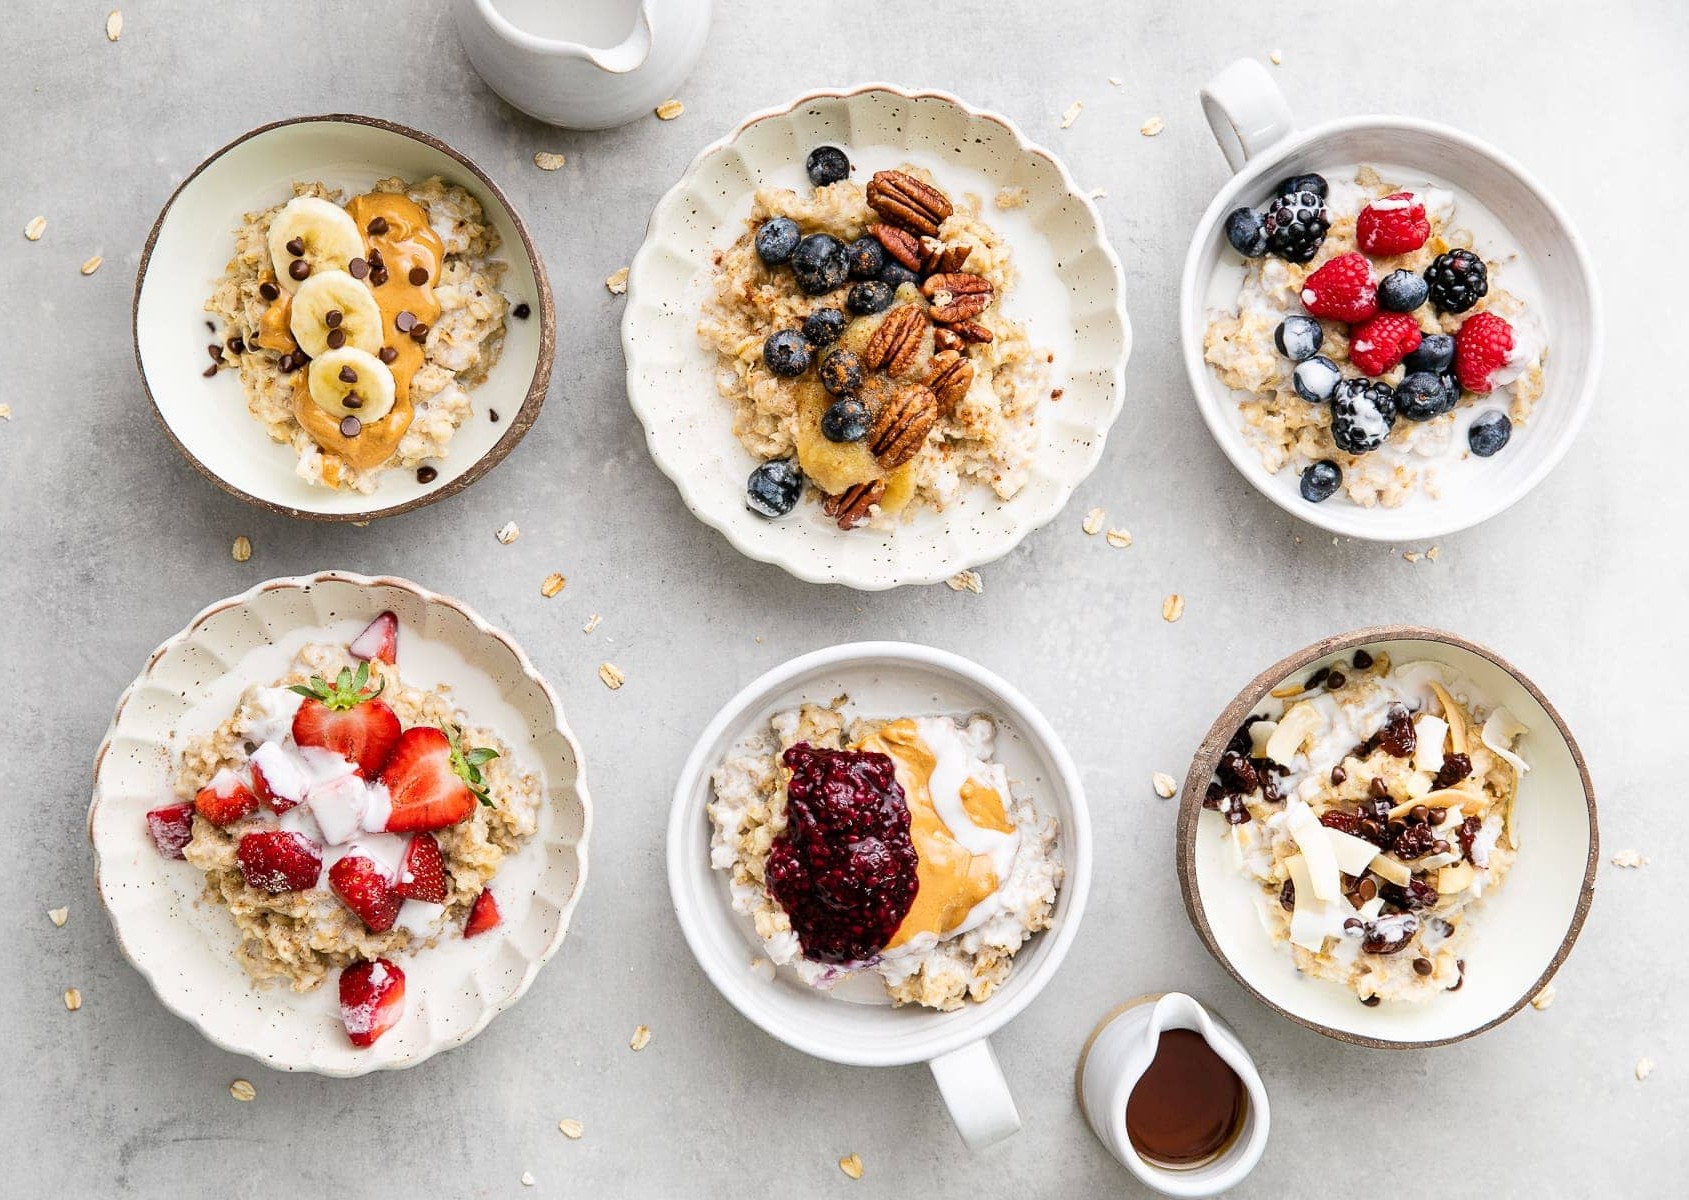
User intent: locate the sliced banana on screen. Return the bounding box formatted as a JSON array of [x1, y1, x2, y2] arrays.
[[307, 348, 396, 424], [290, 269, 383, 357], [268, 196, 365, 291]]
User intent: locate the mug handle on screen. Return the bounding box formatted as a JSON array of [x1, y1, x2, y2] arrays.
[[928, 1039, 1022, 1149], [1200, 58, 1296, 172]]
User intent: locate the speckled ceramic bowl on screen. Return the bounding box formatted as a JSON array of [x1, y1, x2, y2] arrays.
[[89, 571, 590, 1075], [623, 84, 1130, 590]]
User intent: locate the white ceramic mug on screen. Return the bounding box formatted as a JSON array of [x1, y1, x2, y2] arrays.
[[1180, 58, 1603, 543], [452, 0, 711, 130], [667, 643, 1092, 1148], [1076, 993, 1270, 1197]]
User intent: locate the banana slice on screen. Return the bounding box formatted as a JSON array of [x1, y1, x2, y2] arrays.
[[307, 348, 395, 423], [290, 269, 383, 358], [268, 196, 365, 291]]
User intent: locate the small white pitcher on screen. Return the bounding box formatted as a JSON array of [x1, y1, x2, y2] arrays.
[[1076, 993, 1270, 1197], [452, 0, 712, 130]]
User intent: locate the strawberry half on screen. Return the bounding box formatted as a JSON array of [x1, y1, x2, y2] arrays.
[[250, 742, 306, 814], [194, 768, 260, 826], [290, 662, 401, 779], [395, 832, 448, 903], [339, 959, 405, 1048], [329, 854, 402, 933], [1300, 252, 1378, 323], [236, 830, 323, 893], [349, 611, 399, 666], [464, 889, 501, 937], [1356, 192, 1431, 257], [145, 802, 196, 859], [380, 724, 500, 834], [1348, 312, 1423, 377]]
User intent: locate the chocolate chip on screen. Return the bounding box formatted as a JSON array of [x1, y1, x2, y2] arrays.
[[288, 259, 311, 281], [1355, 877, 1378, 903], [1353, 649, 1374, 669], [369, 268, 389, 287], [325, 327, 346, 350], [343, 394, 362, 409], [512, 302, 531, 319], [339, 415, 362, 437], [338, 366, 357, 383], [1413, 957, 1433, 977], [201, 363, 218, 377], [207, 343, 224, 363], [1360, 995, 1382, 1007], [1431, 839, 1450, 855], [1409, 804, 1429, 824], [285, 236, 305, 256], [348, 257, 369, 280], [1306, 666, 1330, 690], [1359, 818, 1384, 843], [1369, 777, 1390, 800], [1325, 670, 1347, 690], [408, 266, 429, 286], [367, 216, 389, 236], [324, 309, 343, 329], [416, 465, 438, 484], [368, 248, 385, 269], [1429, 807, 1448, 825], [226, 336, 245, 354], [258, 281, 280, 301], [409, 322, 429, 343], [1330, 765, 1347, 786], [488, 408, 500, 423], [394, 310, 416, 333], [378, 346, 398, 364]]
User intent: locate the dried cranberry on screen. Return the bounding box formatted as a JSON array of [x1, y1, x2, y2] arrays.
[[1376, 704, 1417, 758], [1361, 913, 1419, 955], [1392, 823, 1438, 859], [1456, 815, 1484, 859], [1380, 879, 1438, 912], [1433, 753, 1473, 789], [1216, 750, 1260, 795], [1448, 959, 1466, 991], [1202, 782, 1225, 810], [1279, 880, 1296, 912], [1257, 766, 1282, 805], [1319, 809, 1363, 835], [1222, 798, 1251, 826], [1362, 796, 1392, 823], [1226, 715, 1268, 757]]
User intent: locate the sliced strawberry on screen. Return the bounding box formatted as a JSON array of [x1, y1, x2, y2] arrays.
[[349, 611, 399, 666], [194, 768, 260, 826], [380, 727, 475, 833], [1300, 252, 1378, 323], [290, 662, 401, 779], [464, 888, 501, 937], [329, 855, 402, 933], [250, 742, 305, 813], [339, 959, 405, 1048], [236, 830, 323, 893], [145, 802, 196, 859], [396, 832, 448, 903]]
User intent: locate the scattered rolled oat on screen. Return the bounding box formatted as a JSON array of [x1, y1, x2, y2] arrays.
[[1086, 187, 1109, 200], [1636, 1056, 1655, 1081], [839, 1153, 865, 1180], [229, 1079, 256, 1102], [80, 255, 103, 276], [520, 1172, 536, 1188], [23, 216, 45, 241], [1530, 984, 1557, 1010], [540, 572, 566, 598], [1162, 594, 1185, 622], [655, 99, 685, 121], [1106, 528, 1133, 549], [64, 987, 82, 1012], [47, 907, 68, 927], [599, 663, 625, 691], [1611, 849, 1647, 868], [106, 10, 122, 41], [532, 151, 567, 171], [231, 535, 252, 562], [1107, 75, 1124, 87], [558, 1118, 584, 1140], [0, 404, 10, 420], [994, 186, 1029, 210], [605, 267, 630, 295], [582, 613, 602, 634], [1140, 116, 1166, 137], [1060, 101, 1083, 129], [946, 570, 983, 594], [495, 521, 520, 545], [1403, 550, 1423, 563], [1082, 508, 1105, 535], [1426, 545, 1441, 561], [1152, 772, 1177, 799], [629, 1024, 651, 1051]]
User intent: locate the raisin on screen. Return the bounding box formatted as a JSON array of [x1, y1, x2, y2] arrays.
[[1376, 704, 1417, 758], [1393, 823, 1438, 859], [1456, 815, 1483, 858], [1380, 879, 1438, 912], [1226, 715, 1268, 757], [1319, 809, 1363, 835], [1257, 765, 1282, 804], [1202, 782, 1225, 810], [1361, 914, 1419, 955], [1433, 753, 1473, 789], [1217, 750, 1260, 794], [1222, 795, 1251, 826], [1279, 880, 1296, 912]]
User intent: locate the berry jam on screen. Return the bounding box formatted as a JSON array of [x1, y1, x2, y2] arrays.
[[765, 744, 920, 964]]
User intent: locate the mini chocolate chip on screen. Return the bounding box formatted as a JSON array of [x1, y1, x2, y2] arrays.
[[1353, 649, 1374, 669], [409, 322, 429, 343], [324, 309, 343, 329], [207, 343, 224, 362], [1343, 918, 1363, 932], [512, 302, 531, 319], [488, 408, 500, 423], [1431, 839, 1450, 855], [369, 268, 389, 286], [343, 394, 363, 409], [338, 366, 357, 383], [1369, 777, 1390, 800], [1409, 804, 1429, 824], [285, 236, 305, 256], [325, 327, 346, 350], [1355, 877, 1378, 903], [1429, 807, 1447, 825], [1360, 995, 1382, 1007], [288, 259, 311, 281], [1330, 765, 1347, 786], [201, 363, 218, 377], [368, 248, 385, 268], [348, 257, 369, 280], [416, 465, 438, 484], [1325, 670, 1347, 690], [258, 280, 281, 301], [1413, 957, 1433, 976], [408, 266, 429, 286], [1359, 818, 1383, 842], [367, 216, 389, 236], [339, 415, 362, 437], [1307, 666, 1331, 690], [226, 336, 245, 354], [394, 310, 416, 332], [378, 346, 398, 364]]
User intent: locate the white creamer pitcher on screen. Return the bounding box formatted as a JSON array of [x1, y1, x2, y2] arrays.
[[452, 0, 712, 130], [1076, 993, 1271, 1197]]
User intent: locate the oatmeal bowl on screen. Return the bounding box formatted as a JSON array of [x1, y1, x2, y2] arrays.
[[1181, 59, 1601, 541], [668, 642, 1091, 1146], [624, 84, 1129, 589], [1176, 626, 1596, 1048], [134, 115, 555, 520], [89, 571, 590, 1074]]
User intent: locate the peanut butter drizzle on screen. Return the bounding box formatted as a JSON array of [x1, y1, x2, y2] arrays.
[[261, 191, 445, 477], [854, 719, 1011, 950]]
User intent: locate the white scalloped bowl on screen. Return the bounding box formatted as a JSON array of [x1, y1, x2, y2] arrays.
[[88, 572, 591, 1075], [622, 84, 1130, 590]]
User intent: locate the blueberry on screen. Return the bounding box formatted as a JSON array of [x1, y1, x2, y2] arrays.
[[806, 145, 851, 187], [1300, 460, 1343, 503], [1224, 207, 1268, 257], [1394, 372, 1457, 422], [821, 397, 871, 442], [801, 308, 848, 346], [845, 237, 885, 280], [746, 460, 804, 517], [1292, 355, 1342, 403], [1378, 269, 1430, 313], [754, 217, 801, 266], [762, 330, 813, 377], [1467, 410, 1512, 457], [878, 260, 920, 291], [1403, 333, 1455, 374], [791, 234, 849, 295], [819, 349, 863, 396], [1274, 315, 1324, 362], [1330, 379, 1397, 454], [846, 280, 893, 316], [1277, 173, 1328, 199]]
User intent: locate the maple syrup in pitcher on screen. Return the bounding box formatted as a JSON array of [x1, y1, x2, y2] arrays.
[[1124, 1028, 1247, 1168]]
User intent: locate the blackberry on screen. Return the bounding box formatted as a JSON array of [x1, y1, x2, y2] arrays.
[[746, 460, 803, 518], [1263, 189, 1329, 262], [1424, 249, 1488, 314], [1224, 206, 1268, 257], [1276, 172, 1328, 199], [1394, 371, 1456, 422], [801, 308, 848, 346], [1292, 355, 1341, 403], [1468, 410, 1512, 457], [1330, 378, 1397, 454], [1300, 460, 1342, 503], [805, 145, 852, 187], [1378, 269, 1429, 313], [1274, 315, 1324, 361], [1403, 332, 1455, 374], [762, 330, 813, 377]]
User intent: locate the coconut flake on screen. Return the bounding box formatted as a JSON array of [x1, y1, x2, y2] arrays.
[[1481, 707, 1531, 775]]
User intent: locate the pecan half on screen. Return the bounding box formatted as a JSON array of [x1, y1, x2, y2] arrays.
[[953, 320, 994, 344], [923, 351, 975, 414], [938, 242, 974, 273], [862, 304, 928, 375], [866, 170, 953, 237], [869, 384, 939, 468], [922, 272, 994, 325], [932, 327, 964, 353], [822, 479, 885, 529], [871, 223, 923, 271]]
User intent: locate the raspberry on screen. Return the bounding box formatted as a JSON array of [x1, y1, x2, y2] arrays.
[[1356, 192, 1430, 256], [1454, 312, 1514, 394], [1300, 253, 1377, 323], [1348, 312, 1423, 376]]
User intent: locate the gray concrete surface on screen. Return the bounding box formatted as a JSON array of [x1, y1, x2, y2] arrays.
[[3, 1, 1684, 1195]]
